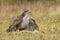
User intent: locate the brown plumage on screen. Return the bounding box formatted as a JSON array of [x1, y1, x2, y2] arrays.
[[6, 10, 39, 32]]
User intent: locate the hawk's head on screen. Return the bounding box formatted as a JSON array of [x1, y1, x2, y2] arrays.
[[23, 10, 31, 15]]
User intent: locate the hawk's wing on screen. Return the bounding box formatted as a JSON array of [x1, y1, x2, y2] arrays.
[[12, 15, 23, 26], [29, 18, 39, 31], [6, 15, 23, 32]]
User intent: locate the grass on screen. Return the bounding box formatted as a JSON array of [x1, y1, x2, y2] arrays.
[[0, 2, 60, 40]]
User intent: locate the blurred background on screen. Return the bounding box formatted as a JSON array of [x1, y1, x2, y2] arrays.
[[0, 0, 60, 40]]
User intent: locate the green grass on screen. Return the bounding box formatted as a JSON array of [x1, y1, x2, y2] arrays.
[[0, 2, 60, 40], [1, 0, 60, 5]]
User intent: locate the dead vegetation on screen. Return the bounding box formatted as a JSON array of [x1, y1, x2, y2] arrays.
[[0, 1, 60, 40]]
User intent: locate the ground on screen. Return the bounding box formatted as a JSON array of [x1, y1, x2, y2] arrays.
[[0, 2, 60, 40]]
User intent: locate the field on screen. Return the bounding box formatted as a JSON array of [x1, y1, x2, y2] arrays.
[[0, 1, 60, 40]]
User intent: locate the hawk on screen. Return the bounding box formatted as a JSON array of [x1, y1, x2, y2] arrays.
[[6, 10, 39, 32]]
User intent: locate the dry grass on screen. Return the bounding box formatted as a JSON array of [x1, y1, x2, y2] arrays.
[[0, 2, 60, 40]]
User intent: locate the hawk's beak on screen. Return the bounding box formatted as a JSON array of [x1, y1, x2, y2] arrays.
[[29, 11, 31, 13]]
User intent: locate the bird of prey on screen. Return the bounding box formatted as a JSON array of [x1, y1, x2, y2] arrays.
[[6, 10, 39, 32]]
